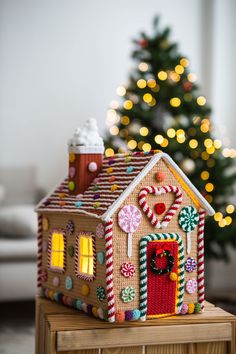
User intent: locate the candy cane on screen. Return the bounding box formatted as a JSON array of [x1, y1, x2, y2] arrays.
[[37, 214, 43, 287], [138, 185, 183, 228], [105, 219, 115, 322], [197, 208, 205, 311]]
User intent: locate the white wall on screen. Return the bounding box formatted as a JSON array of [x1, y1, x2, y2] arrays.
[[0, 0, 203, 190]]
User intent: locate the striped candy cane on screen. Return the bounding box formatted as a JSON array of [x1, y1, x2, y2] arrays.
[[37, 214, 43, 287], [138, 185, 183, 228], [105, 219, 115, 322], [197, 208, 206, 311]]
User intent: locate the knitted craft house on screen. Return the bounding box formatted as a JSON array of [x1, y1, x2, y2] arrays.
[[36, 119, 215, 323]]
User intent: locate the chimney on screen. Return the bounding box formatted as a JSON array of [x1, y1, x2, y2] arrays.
[[68, 119, 104, 195]]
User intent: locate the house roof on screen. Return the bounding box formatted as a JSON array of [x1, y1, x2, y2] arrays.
[[36, 150, 215, 220]]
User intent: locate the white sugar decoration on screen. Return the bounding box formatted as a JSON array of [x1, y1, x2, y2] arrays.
[[68, 118, 104, 147]]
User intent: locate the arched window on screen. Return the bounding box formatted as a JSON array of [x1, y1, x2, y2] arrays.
[[49, 230, 66, 272], [75, 232, 95, 281]]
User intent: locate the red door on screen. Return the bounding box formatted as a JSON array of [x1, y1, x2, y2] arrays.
[[146, 241, 178, 317]]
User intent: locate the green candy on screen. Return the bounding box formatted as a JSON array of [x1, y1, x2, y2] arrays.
[[68, 245, 74, 257]]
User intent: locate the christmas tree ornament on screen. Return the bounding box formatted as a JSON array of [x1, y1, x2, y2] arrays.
[[179, 158, 196, 175], [118, 205, 141, 258], [179, 206, 199, 254]]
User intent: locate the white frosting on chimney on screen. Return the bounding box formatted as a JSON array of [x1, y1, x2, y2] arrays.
[[68, 118, 104, 147]]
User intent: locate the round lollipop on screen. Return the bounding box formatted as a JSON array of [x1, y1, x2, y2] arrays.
[[118, 205, 141, 258], [179, 206, 199, 255]]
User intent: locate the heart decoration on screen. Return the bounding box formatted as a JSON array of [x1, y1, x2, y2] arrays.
[[138, 185, 183, 228]]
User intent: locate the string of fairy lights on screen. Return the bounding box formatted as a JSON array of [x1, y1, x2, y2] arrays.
[[105, 57, 236, 228]]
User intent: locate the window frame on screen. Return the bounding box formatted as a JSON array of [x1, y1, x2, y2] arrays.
[[75, 232, 96, 281], [48, 229, 66, 273]]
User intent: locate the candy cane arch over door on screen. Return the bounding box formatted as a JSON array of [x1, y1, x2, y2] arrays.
[[105, 219, 115, 322], [197, 208, 206, 311], [37, 214, 43, 288], [138, 185, 183, 228]]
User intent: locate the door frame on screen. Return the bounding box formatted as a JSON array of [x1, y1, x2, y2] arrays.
[[139, 233, 185, 321]]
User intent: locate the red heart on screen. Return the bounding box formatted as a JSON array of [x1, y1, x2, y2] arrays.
[[155, 202, 166, 215]]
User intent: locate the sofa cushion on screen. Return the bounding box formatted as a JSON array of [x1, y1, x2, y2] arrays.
[[0, 205, 37, 238], [0, 238, 37, 260]]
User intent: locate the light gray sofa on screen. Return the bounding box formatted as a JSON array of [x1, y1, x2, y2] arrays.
[[0, 166, 39, 301]]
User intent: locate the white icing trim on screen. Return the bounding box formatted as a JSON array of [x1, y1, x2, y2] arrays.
[[102, 152, 215, 221], [68, 146, 104, 154]]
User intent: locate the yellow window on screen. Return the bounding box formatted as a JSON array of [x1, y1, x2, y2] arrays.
[[50, 231, 65, 271], [77, 233, 94, 279]]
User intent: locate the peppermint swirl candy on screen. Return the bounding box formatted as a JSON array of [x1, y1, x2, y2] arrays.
[[120, 262, 135, 278], [185, 279, 197, 294], [120, 286, 136, 303], [185, 257, 197, 273], [96, 286, 106, 301], [66, 220, 74, 235], [179, 206, 199, 232]]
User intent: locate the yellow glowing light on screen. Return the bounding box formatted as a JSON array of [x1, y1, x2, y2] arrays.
[[110, 100, 119, 109], [188, 73, 197, 82], [139, 62, 149, 72], [167, 128, 176, 138], [137, 79, 147, 89], [189, 139, 198, 149], [79, 235, 94, 275], [161, 138, 169, 147], [127, 139, 137, 150], [139, 127, 149, 136], [147, 79, 156, 88], [200, 123, 209, 133], [177, 135, 186, 144], [205, 183, 214, 192], [51, 232, 64, 270], [169, 71, 180, 82], [225, 216, 232, 225], [201, 171, 210, 180], [170, 97, 181, 107], [226, 204, 235, 214], [214, 212, 223, 221], [143, 93, 153, 103], [123, 100, 133, 110], [197, 96, 206, 106], [105, 148, 114, 157], [213, 139, 222, 149], [204, 139, 213, 148], [109, 126, 119, 135], [201, 151, 209, 160], [219, 219, 227, 228], [154, 134, 164, 144], [149, 98, 157, 106], [230, 149, 236, 158], [121, 115, 130, 125], [206, 146, 215, 155], [175, 65, 184, 74], [180, 58, 189, 67], [116, 86, 126, 96], [176, 129, 185, 136], [157, 71, 167, 80], [142, 143, 152, 152]]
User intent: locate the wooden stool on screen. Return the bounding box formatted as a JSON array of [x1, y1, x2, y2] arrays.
[[35, 296, 236, 354]]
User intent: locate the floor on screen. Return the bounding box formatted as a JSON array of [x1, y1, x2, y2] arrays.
[[0, 298, 235, 354]]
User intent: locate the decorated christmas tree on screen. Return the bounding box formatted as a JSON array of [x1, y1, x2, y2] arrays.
[[105, 17, 236, 260]]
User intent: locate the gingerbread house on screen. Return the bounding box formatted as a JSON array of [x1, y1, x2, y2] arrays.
[[36, 119, 215, 323]]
